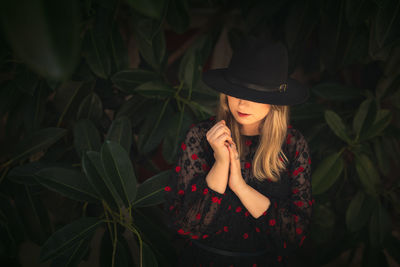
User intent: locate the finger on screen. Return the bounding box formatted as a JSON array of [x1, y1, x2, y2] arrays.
[[215, 132, 233, 146], [207, 123, 230, 140]]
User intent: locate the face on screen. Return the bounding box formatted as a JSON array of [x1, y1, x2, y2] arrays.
[[227, 95, 271, 135]]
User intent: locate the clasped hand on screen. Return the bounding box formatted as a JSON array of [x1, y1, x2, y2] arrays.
[[226, 142, 247, 192]]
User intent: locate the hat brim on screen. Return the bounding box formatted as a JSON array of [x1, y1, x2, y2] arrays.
[[202, 69, 309, 105]]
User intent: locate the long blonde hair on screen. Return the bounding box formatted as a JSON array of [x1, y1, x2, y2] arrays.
[[216, 93, 290, 182]]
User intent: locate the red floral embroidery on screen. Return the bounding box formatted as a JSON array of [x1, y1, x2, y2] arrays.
[[196, 213, 201, 220], [236, 206, 242, 212], [164, 186, 171, 192], [191, 154, 198, 160], [279, 156, 283, 161], [209, 116, 215, 121], [292, 188, 299, 194], [253, 264, 257, 267], [243, 233, 249, 239], [202, 163, 210, 171], [191, 235, 199, 239], [292, 166, 304, 176], [288, 125, 292, 128], [299, 235, 306, 246], [216, 229, 222, 234], [274, 202, 278, 208], [175, 166, 181, 172], [190, 123, 195, 128], [169, 205, 174, 210], [203, 188, 208, 195], [181, 142, 187, 150], [211, 197, 221, 204], [295, 151, 299, 157], [294, 201, 303, 207], [308, 158, 311, 164], [269, 219, 276, 226], [245, 162, 251, 169], [277, 256, 282, 262], [228, 205, 232, 210], [178, 190, 185, 195], [178, 229, 189, 235], [286, 133, 292, 144], [245, 211, 249, 217], [245, 140, 252, 146], [202, 234, 209, 239], [262, 211, 267, 216], [191, 184, 197, 192], [283, 241, 287, 248], [223, 226, 229, 232], [308, 200, 313, 206], [255, 227, 260, 233], [293, 215, 299, 222], [296, 228, 303, 235]]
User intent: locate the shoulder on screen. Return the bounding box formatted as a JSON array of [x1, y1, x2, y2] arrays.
[[184, 116, 217, 140], [285, 126, 310, 158], [286, 125, 308, 146]]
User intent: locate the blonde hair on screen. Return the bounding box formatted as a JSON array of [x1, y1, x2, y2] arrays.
[[216, 93, 290, 182]]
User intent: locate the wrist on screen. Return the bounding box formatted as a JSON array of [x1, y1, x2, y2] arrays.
[[231, 180, 248, 195]]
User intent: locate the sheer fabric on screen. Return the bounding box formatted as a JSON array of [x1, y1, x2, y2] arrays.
[[164, 117, 313, 267]]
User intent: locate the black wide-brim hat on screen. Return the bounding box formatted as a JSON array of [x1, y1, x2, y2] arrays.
[[202, 36, 309, 105]]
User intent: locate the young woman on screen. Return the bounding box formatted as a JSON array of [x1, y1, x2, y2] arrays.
[[164, 36, 313, 267]]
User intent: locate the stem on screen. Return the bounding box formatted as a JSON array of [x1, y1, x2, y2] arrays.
[[103, 202, 115, 245], [111, 222, 118, 267]]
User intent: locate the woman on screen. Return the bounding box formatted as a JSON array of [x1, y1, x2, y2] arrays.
[[164, 36, 313, 267]]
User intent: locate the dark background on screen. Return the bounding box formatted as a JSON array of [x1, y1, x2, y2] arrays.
[[0, 0, 399, 266]]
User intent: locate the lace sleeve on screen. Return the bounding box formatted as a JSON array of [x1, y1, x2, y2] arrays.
[[163, 125, 225, 240], [254, 129, 313, 258]]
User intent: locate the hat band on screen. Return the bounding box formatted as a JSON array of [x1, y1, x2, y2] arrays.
[[224, 73, 287, 93]]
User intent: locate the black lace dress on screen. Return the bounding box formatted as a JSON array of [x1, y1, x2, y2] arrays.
[[163, 116, 313, 267]]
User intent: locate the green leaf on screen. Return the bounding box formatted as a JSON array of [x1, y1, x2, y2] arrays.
[[0, 0, 81, 80], [40, 217, 103, 262], [166, 0, 189, 34], [14, 185, 52, 245], [126, 0, 166, 20], [345, 191, 372, 232], [134, 81, 175, 98], [142, 242, 158, 267], [7, 162, 50, 186], [106, 116, 132, 154], [73, 119, 101, 158], [111, 69, 160, 93], [11, 127, 67, 163], [83, 151, 122, 210], [369, 200, 391, 247], [353, 98, 374, 139], [101, 141, 137, 207], [133, 170, 171, 207], [360, 109, 392, 141], [82, 7, 112, 79], [76, 93, 103, 123], [355, 153, 380, 195], [138, 100, 174, 154], [99, 230, 135, 267], [132, 15, 166, 73], [162, 110, 193, 164], [35, 167, 99, 202], [312, 151, 344, 194], [324, 110, 352, 144], [50, 235, 90, 267], [109, 23, 129, 73], [311, 83, 362, 101]]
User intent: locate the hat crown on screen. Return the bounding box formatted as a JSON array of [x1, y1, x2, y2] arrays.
[[227, 38, 288, 88]]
